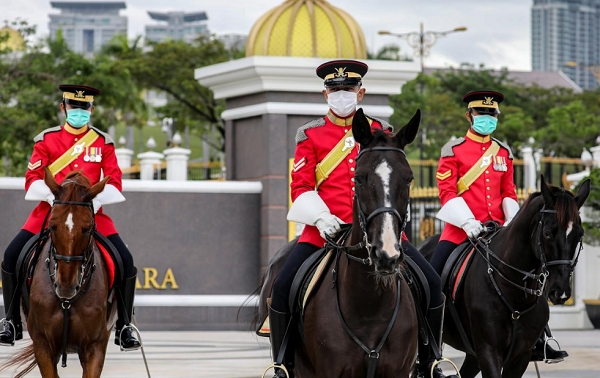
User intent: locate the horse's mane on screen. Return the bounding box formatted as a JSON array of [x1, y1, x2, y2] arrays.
[[521, 185, 580, 229], [370, 128, 401, 148]]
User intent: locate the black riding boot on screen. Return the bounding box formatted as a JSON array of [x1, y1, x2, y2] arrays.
[[268, 304, 294, 378], [0, 267, 22, 345], [530, 324, 568, 362], [114, 271, 141, 351], [414, 301, 458, 378]]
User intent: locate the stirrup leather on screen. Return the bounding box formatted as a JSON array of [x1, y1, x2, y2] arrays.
[[0, 318, 17, 346], [542, 336, 564, 364], [261, 362, 290, 378], [117, 323, 142, 351], [430, 357, 461, 378]]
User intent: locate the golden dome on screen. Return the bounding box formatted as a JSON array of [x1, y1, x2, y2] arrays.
[[245, 0, 367, 59], [0, 26, 25, 51]]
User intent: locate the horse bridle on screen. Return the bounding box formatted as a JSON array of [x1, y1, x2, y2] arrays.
[[47, 197, 97, 303], [537, 207, 583, 273], [327, 146, 410, 267], [474, 204, 583, 323]]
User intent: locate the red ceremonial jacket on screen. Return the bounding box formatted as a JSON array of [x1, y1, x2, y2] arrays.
[[291, 110, 408, 247], [23, 123, 122, 236], [436, 130, 518, 244]]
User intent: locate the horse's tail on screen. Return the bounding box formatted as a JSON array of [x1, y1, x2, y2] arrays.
[[238, 283, 263, 332], [238, 237, 300, 332], [0, 341, 37, 378]]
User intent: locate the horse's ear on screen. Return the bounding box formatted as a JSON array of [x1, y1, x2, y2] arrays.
[[88, 176, 110, 200], [43, 166, 61, 196], [540, 175, 555, 208], [394, 109, 421, 148], [352, 108, 373, 146], [575, 178, 591, 209]]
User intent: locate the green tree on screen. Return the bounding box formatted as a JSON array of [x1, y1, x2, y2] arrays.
[[108, 36, 235, 152], [535, 100, 600, 157]]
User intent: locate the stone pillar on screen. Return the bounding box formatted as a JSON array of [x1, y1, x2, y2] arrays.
[[521, 146, 537, 191], [115, 147, 134, 170], [163, 146, 191, 181], [137, 138, 164, 181], [590, 138, 600, 168]]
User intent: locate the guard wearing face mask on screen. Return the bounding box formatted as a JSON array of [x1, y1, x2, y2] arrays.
[[430, 90, 568, 363], [267, 60, 455, 378], [0, 85, 141, 351]]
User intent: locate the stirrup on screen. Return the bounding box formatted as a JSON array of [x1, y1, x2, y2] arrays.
[[261, 362, 290, 378], [117, 323, 142, 352], [0, 318, 16, 347], [430, 357, 461, 378], [543, 336, 564, 364]]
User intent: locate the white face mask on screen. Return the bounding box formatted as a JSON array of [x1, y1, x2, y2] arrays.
[[327, 90, 358, 117]]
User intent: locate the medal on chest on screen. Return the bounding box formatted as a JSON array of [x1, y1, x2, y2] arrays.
[[493, 155, 507, 172], [84, 146, 102, 163]]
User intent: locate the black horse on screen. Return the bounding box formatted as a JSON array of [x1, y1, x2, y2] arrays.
[[419, 177, 590, 378], [258, 108, 421, 378]]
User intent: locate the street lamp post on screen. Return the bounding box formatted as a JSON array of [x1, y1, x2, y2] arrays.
[[379, 23, 467, 186], [379, 23, 467, 74]]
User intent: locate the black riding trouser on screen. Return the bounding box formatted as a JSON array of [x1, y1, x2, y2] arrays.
[[430, 240, 460, 276], [2, 229, 135, 277], [3, 230, 34, 274], [272, 242, 319, 313]]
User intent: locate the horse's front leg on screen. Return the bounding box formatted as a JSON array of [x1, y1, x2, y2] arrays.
[[500, 352, 530, 378], [459, 353, 481, 378], [32, 339, 60, 378], [79, 340, 109, 378], [474, 344, 503, 378]]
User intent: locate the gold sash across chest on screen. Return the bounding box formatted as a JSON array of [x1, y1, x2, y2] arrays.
[[48, 129, 100, 176], [456, 141, 501, 195], [315, 130, 355, 189]]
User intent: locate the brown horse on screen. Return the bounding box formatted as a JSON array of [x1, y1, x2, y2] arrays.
[[1, 168, 116, 378], [418, 177, 590, 378], [258, 108, 421, 377]]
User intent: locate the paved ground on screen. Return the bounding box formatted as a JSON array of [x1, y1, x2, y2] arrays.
[[0, 330, 597, 377]]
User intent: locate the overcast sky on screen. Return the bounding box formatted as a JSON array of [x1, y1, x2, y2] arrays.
[[1, 0, 532, 71]]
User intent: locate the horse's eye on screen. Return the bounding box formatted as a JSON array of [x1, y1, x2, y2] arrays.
[[355, 175, 365, 186], [544, 232, 552, 240], [82, 227, 92, 234]]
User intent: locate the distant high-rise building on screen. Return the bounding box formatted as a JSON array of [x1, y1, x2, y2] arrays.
[[532, 0, 600, 89], [145, 11, 209, 44], [49, 1, 127, 55]]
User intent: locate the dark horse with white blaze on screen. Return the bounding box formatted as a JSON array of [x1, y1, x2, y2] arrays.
[[0, 167, 117, 378], [258, 108, 421, 378], [419, 177, 590, 378]]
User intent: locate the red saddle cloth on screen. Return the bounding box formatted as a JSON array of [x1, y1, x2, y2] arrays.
[[96, 241, 116, 289], [451, 248, 475, 301]]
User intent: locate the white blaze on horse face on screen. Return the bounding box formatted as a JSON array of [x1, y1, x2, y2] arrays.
[[375, 160, 400, 258], [566, 221, 573, 237], [65, 213, 74, 233]]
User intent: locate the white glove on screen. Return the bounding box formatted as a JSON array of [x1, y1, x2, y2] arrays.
[[92, 198, 101, 214], [46, 193, 55, 206], [314, 212, 343, 239], [461, 218, 484, 239], [502, 197, 520, 226]]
